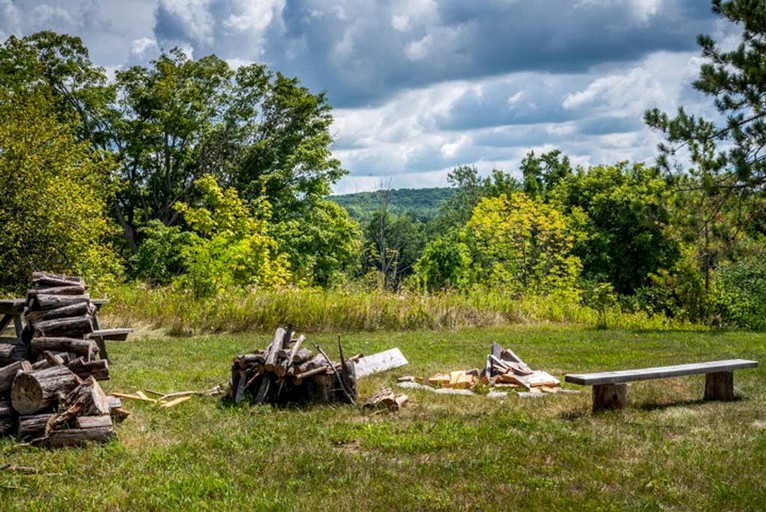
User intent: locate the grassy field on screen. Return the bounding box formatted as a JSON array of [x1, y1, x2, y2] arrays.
[[1, 325, 765, 511]]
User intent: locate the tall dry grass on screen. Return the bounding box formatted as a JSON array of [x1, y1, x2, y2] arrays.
[[101, 284, 689, 335]]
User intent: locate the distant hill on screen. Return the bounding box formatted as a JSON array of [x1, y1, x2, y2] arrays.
[[329, 187, 455, 223]]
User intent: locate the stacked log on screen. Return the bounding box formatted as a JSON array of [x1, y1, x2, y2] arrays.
[[0, 272, 122, 445], [230, 327, 357, 405]]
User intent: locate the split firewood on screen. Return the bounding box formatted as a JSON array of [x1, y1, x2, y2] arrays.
[[363, 387, 408, 410], [67, 358, 109, 381]]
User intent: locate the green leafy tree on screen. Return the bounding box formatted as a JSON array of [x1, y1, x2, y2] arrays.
[[521, 149, 572, 200], [0, 31, 113, 144], [173, 175, 290, 297], [466, 192, 583, 297], [413, 234, 472, 291], [551, 163, 679, 295], [362, 189, 426, 290], [272, 200, 362, 287], [0, 90, 118, 292]]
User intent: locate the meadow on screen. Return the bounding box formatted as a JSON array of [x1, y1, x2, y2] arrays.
[[1, 324, 764, 511]]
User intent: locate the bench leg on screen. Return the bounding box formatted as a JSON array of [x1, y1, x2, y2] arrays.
[[704, 371, 734, 401], [94, 336, 110, 363], [592, 383, 628, 412]]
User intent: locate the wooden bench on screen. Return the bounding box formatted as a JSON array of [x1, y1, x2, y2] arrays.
[[565, 359, 759, 412]]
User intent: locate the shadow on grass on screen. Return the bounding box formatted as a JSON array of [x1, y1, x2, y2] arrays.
[[635, 396, 745, 412]]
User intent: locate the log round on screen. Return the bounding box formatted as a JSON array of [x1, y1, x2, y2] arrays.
[[11, 366, 82, 415]]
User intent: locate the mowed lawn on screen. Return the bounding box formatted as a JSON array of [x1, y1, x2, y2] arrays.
[[2, 326, 765, 511]]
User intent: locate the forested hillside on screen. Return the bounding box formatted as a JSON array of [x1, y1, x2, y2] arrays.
[[330, 187, 455, 223]]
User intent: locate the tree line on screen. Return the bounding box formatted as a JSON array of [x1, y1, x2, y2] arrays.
[[1, 0, 764, 328]]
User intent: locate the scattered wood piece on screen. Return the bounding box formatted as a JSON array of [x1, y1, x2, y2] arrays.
[[353, 348, 408, 378], [363, 387, 408, 411], [160, 396, 193, 408]]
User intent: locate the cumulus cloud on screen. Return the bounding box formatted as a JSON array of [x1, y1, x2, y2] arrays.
[[154, 0, 285, 58], [0, 0, 725, 193]]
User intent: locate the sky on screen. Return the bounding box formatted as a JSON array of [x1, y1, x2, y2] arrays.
[[0, 0, 733, 194]]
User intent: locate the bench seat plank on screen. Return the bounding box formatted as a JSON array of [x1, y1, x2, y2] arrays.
[[565, 359, 758, 386], [88, 328, 133, 341]]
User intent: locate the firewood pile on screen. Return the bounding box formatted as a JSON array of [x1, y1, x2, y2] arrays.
[[414, 342, 561, 395], [0, 272, 127, 446], [483, 342, 561, 393], [230, 326, 357, 405]]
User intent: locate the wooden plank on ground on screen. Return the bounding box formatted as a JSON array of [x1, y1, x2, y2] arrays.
[[353, 348, 408, 378]]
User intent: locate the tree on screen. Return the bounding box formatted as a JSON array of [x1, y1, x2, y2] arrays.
[[172, 175, 290, 297], [362, 190, 425, 290], [413, 234, 472, 291], [521, 149, 572, 200], [271, 200, 362, 287], [551, 163, 679, 295], [645, 0, 766, 205], [465, 193, 583, 297], [0, 31, 113, 144], [0, 90, 118, 292]]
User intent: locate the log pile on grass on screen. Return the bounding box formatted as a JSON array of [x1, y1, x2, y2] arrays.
[[0, 272, 126, 446], [230, 326, 357, 406]]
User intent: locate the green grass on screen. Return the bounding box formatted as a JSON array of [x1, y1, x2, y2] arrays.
[[2, 325, 765, 511]]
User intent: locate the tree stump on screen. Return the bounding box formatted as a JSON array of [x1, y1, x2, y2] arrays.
[[592, 383, 628, 412], [704, 371, 734, 401]]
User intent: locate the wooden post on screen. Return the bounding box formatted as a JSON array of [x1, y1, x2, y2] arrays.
[[592, 383, 628, 412], [704, 371, 734, 401]]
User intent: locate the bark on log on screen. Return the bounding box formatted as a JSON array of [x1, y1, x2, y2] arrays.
[[18, 414, 53, 440], [32, 272, 85, 287], [0, 360, 32, 393], [704, 371, 734, 401], [33, 315, 94, 339], [0, 400, 14, 435], [11, 366, 81, 415], [0, 341, 28, 366], [31, 337, 97, 359], [27, 285, 86, 297], [29, 295, 90, 311], [592, 383, 628, 412], [67, 358, 109, 381], [24, 302, 92, 323], [278, 335, 306, 377], [45, 426, 115, 447]]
